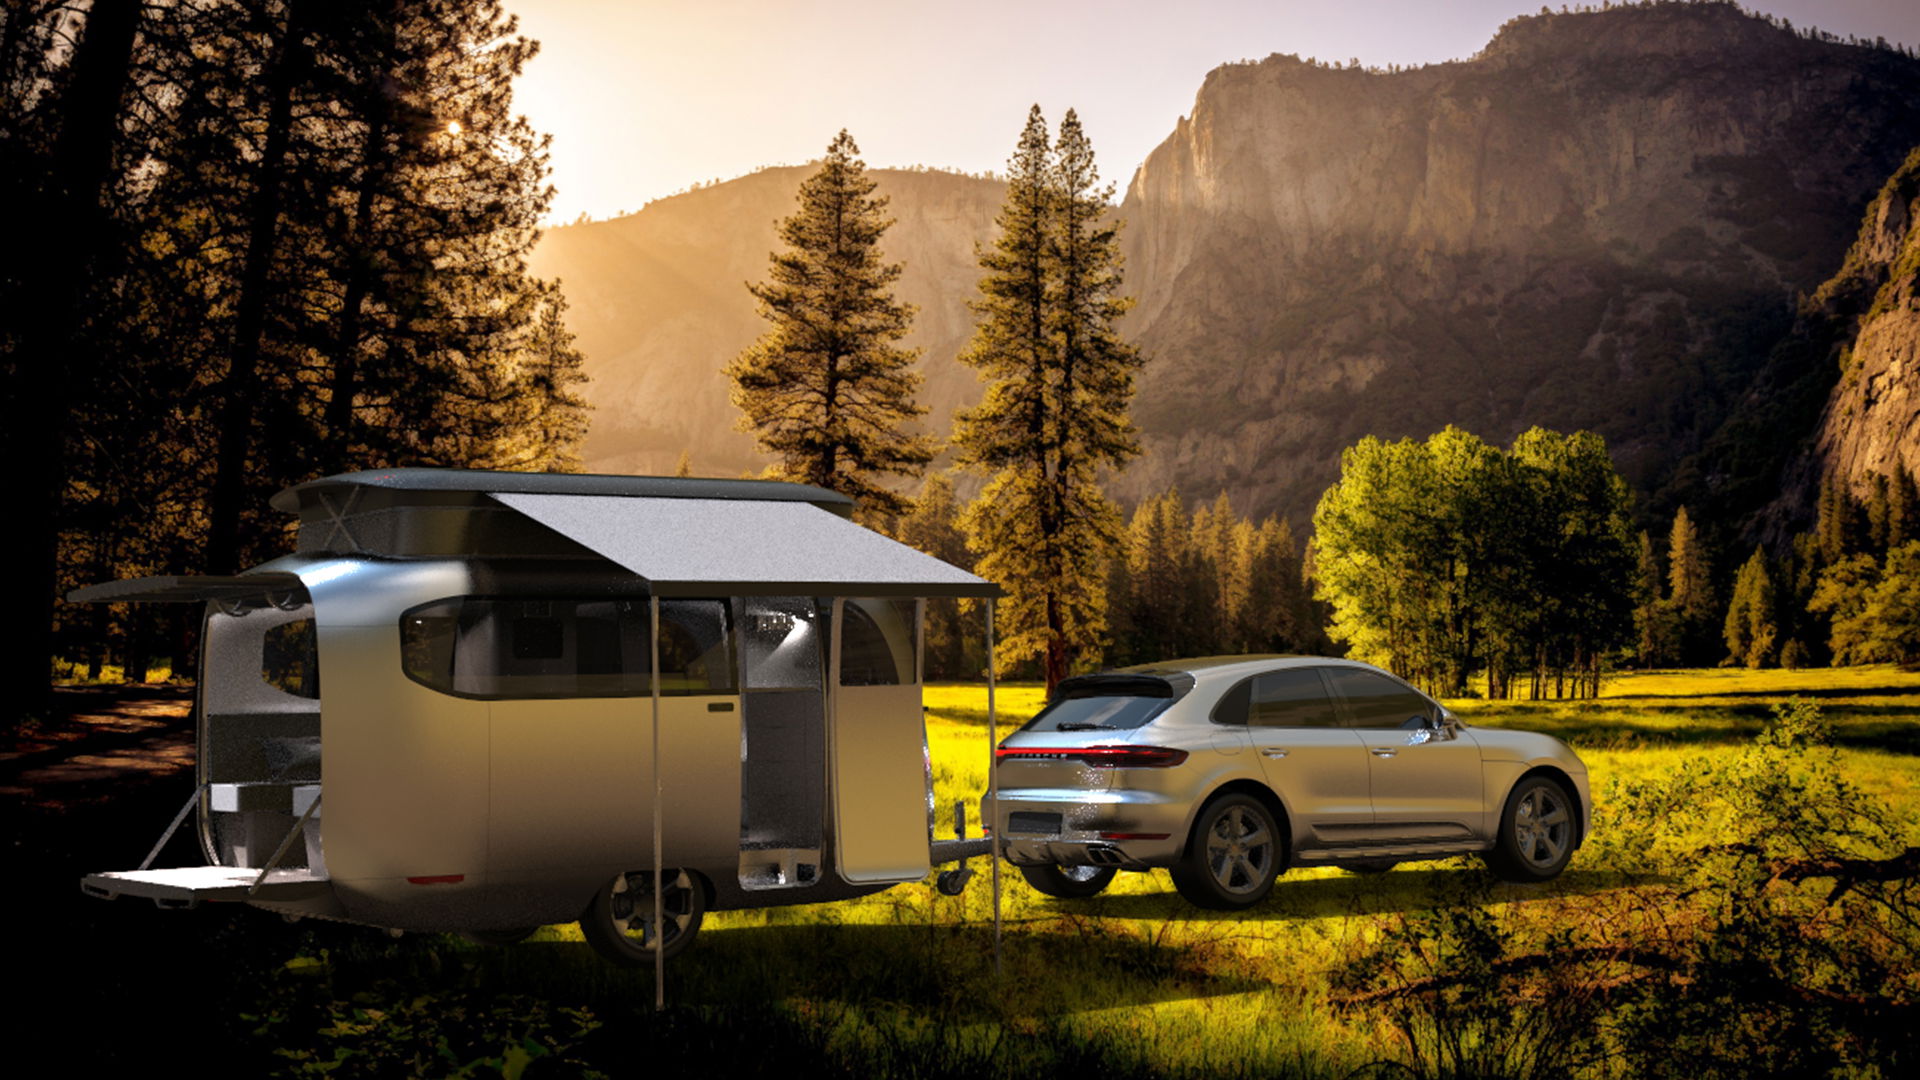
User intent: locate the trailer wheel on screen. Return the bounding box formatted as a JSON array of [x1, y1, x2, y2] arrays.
[[579, 868, 705, 964]]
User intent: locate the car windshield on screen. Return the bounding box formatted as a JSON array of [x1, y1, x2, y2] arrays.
[[1021, 693, 1172, 732]]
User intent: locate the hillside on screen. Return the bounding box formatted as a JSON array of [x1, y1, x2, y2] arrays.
[[528, 167, 1005, 477]]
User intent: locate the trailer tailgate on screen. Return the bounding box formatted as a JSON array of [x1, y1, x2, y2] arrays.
[[81, 865, 330, 905]]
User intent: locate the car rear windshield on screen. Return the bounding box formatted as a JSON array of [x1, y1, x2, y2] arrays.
[[1020, 675, 1183, 732]]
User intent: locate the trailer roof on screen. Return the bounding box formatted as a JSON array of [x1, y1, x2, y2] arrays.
[[271, 468, 855, 516], [492, 492, 1000, 598]]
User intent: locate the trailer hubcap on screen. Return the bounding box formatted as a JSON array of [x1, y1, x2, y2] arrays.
[[608, 869, 697, 951]]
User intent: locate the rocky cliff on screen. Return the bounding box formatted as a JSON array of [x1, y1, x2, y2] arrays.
[[531, 3, 1920, 527], [529, 167, 1005, 477], [1115, 1, 1920, 521], [1796, 148, 1920, 507]]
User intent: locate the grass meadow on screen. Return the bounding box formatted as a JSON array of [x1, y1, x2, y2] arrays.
[[85, 667, 1920, 1077]]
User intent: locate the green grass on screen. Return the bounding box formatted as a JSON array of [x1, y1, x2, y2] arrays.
[[240, 667, 1920, 1076]]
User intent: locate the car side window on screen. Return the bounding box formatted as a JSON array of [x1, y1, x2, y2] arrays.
[[1326, 668, 1433, 729], [1249, 668, 1341, 728], [1209, 678, 1252, 725]]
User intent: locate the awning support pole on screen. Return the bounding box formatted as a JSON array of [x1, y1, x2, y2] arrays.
[[987, 599, 1000, 978], [650, 595, 665, 1011]]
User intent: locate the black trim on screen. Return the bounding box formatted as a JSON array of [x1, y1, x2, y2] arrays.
[[67, 573, 309, 606], [273, 468, 853, 516]]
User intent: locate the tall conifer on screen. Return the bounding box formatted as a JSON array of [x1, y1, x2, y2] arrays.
[[728, 130, 934, 519], [954, 107, 1142, 689]]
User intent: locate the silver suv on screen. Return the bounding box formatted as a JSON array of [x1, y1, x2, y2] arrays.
[[985, 656, 1590, 909]]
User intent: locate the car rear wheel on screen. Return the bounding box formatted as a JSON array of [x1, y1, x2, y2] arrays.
[[1171, 793, 1283, 909], [1019, 863, 1116, 899], [1485, 776, 1576, 882]]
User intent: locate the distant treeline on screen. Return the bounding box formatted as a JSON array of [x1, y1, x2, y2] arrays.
[[2, 1, 588, 707]]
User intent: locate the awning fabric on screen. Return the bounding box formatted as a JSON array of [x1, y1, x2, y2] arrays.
[[491, 492, 999, 598]]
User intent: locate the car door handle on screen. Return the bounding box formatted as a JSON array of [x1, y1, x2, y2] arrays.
[[1370, 747, 1399, 758], [1260, 747, 1289, 758]]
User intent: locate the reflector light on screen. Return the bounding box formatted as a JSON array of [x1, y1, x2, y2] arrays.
[[1098, 832, 1172, 841], [406, 874, 465, 885], [994, 745, 1189, 768]]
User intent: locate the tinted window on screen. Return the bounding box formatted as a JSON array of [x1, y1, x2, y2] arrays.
[[1210, 679, 1252, 725], [1250, 668, 1339, 727], [1326, 668, 1433, 729], [400, 597, 735, 699], [1022, 695, 1170, 732]]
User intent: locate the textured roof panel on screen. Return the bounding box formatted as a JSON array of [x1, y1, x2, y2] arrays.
[[491, 492, 998, 598]]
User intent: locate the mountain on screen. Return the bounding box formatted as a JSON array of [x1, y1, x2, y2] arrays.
[[531, 2, 1920, 526], [528, 167, 1005, 477], [1114, 1, 1920, 521], [1808, 148, 1920, 495]]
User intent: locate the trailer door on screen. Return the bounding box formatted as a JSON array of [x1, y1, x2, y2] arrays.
[[829, 598, 931, 885]]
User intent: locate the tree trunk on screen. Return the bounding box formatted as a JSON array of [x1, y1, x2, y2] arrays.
[[2, 0, 144, 725], [206, 0, 310, 575]]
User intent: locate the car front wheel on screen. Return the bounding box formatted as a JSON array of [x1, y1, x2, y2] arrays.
[[1485, 776, 1576, 882], [1171, 793, 1283, 909], [1019, 863, 1116, 899]]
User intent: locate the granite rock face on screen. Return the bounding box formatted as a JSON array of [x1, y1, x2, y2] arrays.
[[1811, 155, 1920, 495], [1115, 3, 1920, 521]]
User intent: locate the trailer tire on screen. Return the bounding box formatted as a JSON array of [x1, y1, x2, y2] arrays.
[[579, 868, 705, 965]]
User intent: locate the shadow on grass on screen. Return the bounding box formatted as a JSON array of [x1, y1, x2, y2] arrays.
[[1061, 867, 1657, 923], [447, 919, 1264, 1016]]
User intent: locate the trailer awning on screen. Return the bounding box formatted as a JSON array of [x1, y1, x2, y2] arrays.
[[67, 572, 309, 605], [490, 492, 1000, 598]]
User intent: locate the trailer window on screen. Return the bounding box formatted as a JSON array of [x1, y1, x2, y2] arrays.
[[262, 617, 319, 698], [400, 597, 736, 699], [839, 598, 916, 686]]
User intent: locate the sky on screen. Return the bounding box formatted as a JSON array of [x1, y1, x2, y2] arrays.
[[501, 0, 1920, 224]]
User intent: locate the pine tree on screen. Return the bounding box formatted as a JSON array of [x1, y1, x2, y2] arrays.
[[896, 473, 976, 680], [1633, 529, 1670, 667], [1723, 547, 1779, 668], [954, 106, 1142, 690], [1889, 463, 1917, 548], [1668, 506, 1715, 661], [727, 130, 934, 519]]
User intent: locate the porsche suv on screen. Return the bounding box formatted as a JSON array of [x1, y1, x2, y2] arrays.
[[984, 656, 1590, 909]]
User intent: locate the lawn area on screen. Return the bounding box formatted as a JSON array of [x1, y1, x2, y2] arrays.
[[20, 666, 1920, 1076]]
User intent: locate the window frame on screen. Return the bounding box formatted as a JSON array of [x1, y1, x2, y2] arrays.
[[397, 594, 737, 701]]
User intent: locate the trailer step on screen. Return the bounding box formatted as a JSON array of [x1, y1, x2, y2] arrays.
[[81, 865, 331, 907]]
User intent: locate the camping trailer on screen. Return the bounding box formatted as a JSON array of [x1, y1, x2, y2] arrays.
[[73, 469, 1003, 966]]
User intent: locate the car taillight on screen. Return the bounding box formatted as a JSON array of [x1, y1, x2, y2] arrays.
[[994, 745, 1189, 768]]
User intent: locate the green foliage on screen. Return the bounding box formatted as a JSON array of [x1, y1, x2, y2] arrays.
[[1107, 488, 1315, 667], [1811, 541, 1920, 666], [894, 473, 983, 680], [1311, 426, 1636, 698], [727, 130, 934, 519], [1720, 547, 1778, 668], [953, 107, 1143, 688]]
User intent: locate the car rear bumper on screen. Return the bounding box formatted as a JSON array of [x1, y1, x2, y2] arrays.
[[982, 788, 1188, 868]]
